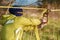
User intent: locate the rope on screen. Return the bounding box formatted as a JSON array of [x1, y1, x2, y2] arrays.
[[0, 6, 46, 9], [1, 6, 60, 11]]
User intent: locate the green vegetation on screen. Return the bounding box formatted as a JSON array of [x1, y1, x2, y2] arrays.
[[40, 18, 60, 40], [0, 16, 60, 40]]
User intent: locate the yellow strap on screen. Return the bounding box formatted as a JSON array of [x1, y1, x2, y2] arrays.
[[34, 26, 40, 40], [15, 27, 23, 40]]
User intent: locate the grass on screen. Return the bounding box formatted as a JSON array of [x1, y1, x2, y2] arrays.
[[0, 17, 60, 40], [20, 18, 60, 40], [40, 18, 60, 40]]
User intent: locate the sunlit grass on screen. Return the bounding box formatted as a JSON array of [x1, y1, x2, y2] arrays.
[[21, 18, 60, 40], [0, 18, 60, 40], [40, 18, 60, 40]]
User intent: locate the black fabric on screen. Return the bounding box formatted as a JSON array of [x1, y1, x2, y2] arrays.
[[9, 8, 23, 16]]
